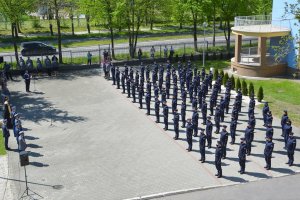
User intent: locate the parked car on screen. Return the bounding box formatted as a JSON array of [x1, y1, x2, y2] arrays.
[[21, 42, 56, 57]]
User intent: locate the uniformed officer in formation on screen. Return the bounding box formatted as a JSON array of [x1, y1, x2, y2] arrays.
[[206, 116, 213, 149], [199, 129, 207, 163], [286, 132, 296, 166], [145, 92, 151, 115], [220, 125, 229, 159], [155, 97, 160, 123], [180, 101, 186, 128], [163, 101, 169, 131], [2, 119, 11, 150], [238, 138, 247, 174], [215, 141, 223, 178], [192, 108, 199, 137], [186, 118, 193, 152], [230, 117, 237, 144], [245, 124, 254, 156], [281, 110, 289, 137], [264, 137, 274, 170], [173, 109, 180, 140]]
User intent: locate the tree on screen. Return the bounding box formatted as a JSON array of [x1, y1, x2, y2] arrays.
[[213, 68, 219, 80], [248, 82, 254, 97], [172, 0, 189, 29], [118, 0, 148, 58], [203, 0, 219, 47], [223, 72, 229, 85], [257, 86, 264, 102], [77, 0, 95, 34], [236, 77, 241, 92], [230, 75, 235, 90], [241, 79, 248, 96], [0, 0, 36, 66]]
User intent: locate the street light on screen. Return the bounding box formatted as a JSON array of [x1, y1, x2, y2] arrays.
[[202, 22, 207, 68]]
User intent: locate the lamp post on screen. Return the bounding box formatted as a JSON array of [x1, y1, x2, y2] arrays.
[[202, 22, 207, 68]]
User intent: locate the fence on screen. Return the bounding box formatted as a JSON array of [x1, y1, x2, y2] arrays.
[[0, 38, 256, 69]]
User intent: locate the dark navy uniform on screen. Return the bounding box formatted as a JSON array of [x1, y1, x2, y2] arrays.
[[173, 110, 180, 140], [186, 120, 193, 151], [1, 121, 10, 150], [138, 87, 143, 109], [230, 118, 237, 144], [264, 139, 274, 170], [206, 117, 213, 148], [181, 102, 186, 128], [199, 130, 207, 162], [126, 78, 131, 97], [145, 92, 151, 115], [262, 102, 270, 126], [286, 133, 296, 166], [116, 68, 120, 89], [244, 125, 254, 155], [283, 121, 292, 148], [23, 71, 31, 92], [266, 125, 274, 140], [192, 110, 199, 137], [281, 111, 288, 136], [155, 98, 160, 123], [214, 107, 221, 134], [215, 142, 223, 178], [220, 126, 229, 159], [132, 82, 136, 103], [172, 98, 177, 114], [201, 102, 207, 125], [238, 138, 247, 174], [163, 103, 169, 130], [121, 73, 126, 93]]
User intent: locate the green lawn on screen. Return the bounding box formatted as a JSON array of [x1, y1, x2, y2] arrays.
[[0, 130, 6, 155]]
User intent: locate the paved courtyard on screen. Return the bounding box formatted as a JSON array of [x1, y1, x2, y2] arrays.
[[2, 69, 300, 200]]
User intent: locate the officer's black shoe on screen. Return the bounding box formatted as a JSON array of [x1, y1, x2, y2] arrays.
[[285, 162, 290, 164], [173, 137, 178, 140], [240, 171, 245, 174], [238, 170, 241, 173], [5, 148, 11, 150], [266, 168, 271, 170], [155, 121, 159, 123], [215, 173, 219, 176], [217, 175, 222, 178], [187, 149, 192, 152], [222, 157, 226, 159], [264, 166, 268, 168], [289, 163, 293, 166], [201, 160, 205, 163]]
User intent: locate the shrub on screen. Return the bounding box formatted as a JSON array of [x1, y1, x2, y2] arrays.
[[223, 72, 229, 86], [236, 77, 241, 92], [230, 75, 235, 90], [213, 68, 219, 80], [257, 86, 264, 102], [242, 79, 248, 96], [249, 82, 255, 97]]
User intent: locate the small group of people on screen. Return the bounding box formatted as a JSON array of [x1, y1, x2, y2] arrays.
[[2, 96, 27, 152], [102, 60, 297, 178]]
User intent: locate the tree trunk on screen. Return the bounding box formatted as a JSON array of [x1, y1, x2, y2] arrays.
[[86, 15, 91, 34], [17, 20, 22, 33], [150, 20, 153, 31], [70, 14, 75, 36], [193, 20, 198, 51], [226, 20, 231, 52], [110, 27, 115, 59], [54, 0, 63, 64], [11, 23, 19, 66], [219, 20, 223, 29], [212, 4, 216, 47], [179, 22, 182, 29]]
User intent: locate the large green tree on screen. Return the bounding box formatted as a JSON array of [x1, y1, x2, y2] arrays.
[[0, 0, 36, 65]]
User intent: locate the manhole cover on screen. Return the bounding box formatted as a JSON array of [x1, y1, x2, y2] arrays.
[[52, 185, 64, 190]]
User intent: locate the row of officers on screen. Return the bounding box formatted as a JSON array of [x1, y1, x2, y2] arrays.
[[103, 62, 297, 178]]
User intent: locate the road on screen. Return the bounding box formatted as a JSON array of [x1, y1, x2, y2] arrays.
[[0, 35, 257, 63], [154, 173, 300, 200]]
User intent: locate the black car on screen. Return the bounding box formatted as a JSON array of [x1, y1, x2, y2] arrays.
[[21, 42, 56, 57]]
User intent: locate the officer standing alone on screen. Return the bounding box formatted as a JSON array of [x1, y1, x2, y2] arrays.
[[23, 70, 31, 92], [215, 141, 223, 178]]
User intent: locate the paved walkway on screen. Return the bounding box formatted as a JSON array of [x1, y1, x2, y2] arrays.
[[2, 69, 300, 200]]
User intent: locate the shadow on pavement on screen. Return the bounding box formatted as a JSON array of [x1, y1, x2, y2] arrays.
[[10, 91, 86, 124], [29, 162, 49, 167], [222, 176, 248, 183], [27, 144, 43, 149], [246, 171, 270, 178], [271, 167, 295, 174]]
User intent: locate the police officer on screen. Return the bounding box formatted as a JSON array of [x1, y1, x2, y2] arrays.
[[230, 117, 237, 144], [145, 92, 151, 115], [281, 110, 289, 137], [111, 65, 116, 85], [121, 72, 126, 93], [126, 77, 131, 98], [23, 70, 31, 92], [186, 119, 193, 152], [262, 102, 270, 126], [18, 131, 27, 152], [138, 86, 143, 109], [161, 88, 167, 107], [2, 119, 11, 150], [116, 67, 120, 89], [132, 82, 136, 103], [283, 120, 292, 148], [172, 97, 177, 114], [192, 108, 199, 137], [202, 101, 207, 125], [173, 109, 180, 140], [206, 116, 213, 149], [245, 124, 254, 156], [199, 129, 207, 163], [155, 97, 160, 123], [215, 141, 223, 178], [266, 123, 274, 141], [286, 132, 296, 166], [219, 96, 225, 122], [266, 111, 273, 126], [214, 106, 221, 134], [163, 101, 169, 131], [220, 125, 229, 159], [238, 138, 247, 174], [264, 137, 274, 170], [181, 101, 186, 128]]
